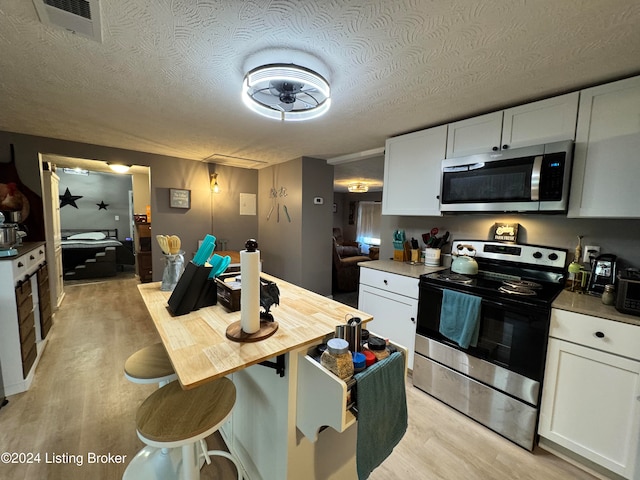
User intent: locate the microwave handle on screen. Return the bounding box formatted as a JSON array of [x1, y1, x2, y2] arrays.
[[530, 155, 543, 201]]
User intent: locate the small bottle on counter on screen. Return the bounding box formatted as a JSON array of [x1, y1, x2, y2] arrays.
[[321, 338, 354, 380], [602, 284, 616, 306]]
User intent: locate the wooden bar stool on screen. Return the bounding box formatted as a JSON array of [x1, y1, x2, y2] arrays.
[[122, 378, 242, 480], [124, 343, 177, 387]]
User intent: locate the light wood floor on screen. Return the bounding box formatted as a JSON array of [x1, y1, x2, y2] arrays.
[[0, 277, 597, 479]]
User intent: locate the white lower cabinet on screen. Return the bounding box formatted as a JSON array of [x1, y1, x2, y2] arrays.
[[539, 309, 640, 479], [358, 268, 418, 369]]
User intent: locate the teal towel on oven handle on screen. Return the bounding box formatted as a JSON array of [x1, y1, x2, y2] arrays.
[[439, 289, 481, 349], [354, 351, 407, 480]]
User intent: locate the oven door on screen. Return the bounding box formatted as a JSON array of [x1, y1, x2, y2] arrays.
[[416, 282, 551, 384]]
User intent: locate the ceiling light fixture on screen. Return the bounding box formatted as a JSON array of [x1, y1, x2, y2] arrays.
[[210, 173, 220, 194], [348, 182, 369, 193], [242, 64, 331, 122], [62, 167, 89, 176], [108, 163, 130, 173]]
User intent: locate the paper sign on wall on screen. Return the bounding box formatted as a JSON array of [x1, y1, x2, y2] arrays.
[[240, 193, 256, 216]]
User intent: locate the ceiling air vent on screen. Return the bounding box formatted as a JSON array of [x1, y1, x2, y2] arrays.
[[202, 154, 269, 170], [32, 0, 103, 42]]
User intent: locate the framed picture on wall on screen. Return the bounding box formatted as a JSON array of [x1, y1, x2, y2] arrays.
[[170, 188, 190, 209]]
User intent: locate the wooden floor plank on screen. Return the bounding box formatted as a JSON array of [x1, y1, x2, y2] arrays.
[[0, 277, 596, 479]]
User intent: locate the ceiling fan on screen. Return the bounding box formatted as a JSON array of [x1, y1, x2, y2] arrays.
[[242, 64, 331, 121]]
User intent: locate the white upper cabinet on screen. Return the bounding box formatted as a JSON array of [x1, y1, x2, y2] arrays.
[[446, 92, 579, 158], [568, 76, 640, 218], [446, 111, 503, 158], [382, 125, 447, 216]]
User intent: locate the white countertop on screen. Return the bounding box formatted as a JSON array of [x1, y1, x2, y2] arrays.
[[552, 289, 640, 327], [359, 259, 446, 279]]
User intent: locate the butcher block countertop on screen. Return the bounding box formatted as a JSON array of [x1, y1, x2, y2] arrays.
[[137, 273, 372, 389]]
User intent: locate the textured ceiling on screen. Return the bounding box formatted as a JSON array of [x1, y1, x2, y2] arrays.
[[2, 0, 640, 193]]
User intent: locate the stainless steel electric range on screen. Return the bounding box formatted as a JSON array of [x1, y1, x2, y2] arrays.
[[413, 240, 567, 450]]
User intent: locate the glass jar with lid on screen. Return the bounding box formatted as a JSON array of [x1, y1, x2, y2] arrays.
[[601, 284, 616, 305], [321, 338, 354, 380]]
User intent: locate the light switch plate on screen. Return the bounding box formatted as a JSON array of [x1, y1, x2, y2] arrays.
[[583, 245, 600, 263]]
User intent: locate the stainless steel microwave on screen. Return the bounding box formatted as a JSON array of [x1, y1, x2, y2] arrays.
[[440, 140, 573, 213]]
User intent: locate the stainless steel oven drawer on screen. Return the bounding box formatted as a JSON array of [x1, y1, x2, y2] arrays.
[[414, 335, 540, 406], [413, 353, 538, 451]]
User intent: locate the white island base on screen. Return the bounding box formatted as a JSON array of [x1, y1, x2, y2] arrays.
[[222, 341, 406, 480]]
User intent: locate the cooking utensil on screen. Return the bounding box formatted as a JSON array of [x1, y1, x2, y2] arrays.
[[193, 234, 216, 266], [208, 254, 231, 278], [0, 213, 18, 250], [451, 244, 479, 275], [168, 235, 181, 254], [156, 235, 170, 254], [1, 211, 21, 223]]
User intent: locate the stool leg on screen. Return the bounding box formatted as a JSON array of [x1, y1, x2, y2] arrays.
[[180, 443, 200, 480], [205, 449, 243, 480]]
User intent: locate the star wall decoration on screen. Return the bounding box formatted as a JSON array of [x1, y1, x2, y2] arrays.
[[59, 188, 83, 208], [97, 201, 109, 210]]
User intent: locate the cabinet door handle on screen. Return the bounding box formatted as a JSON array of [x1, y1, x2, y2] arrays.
[[410, 317, 415, 324], [30, 255, 35, 260], [492, 146, 499, 151], [18, 261, 24, 267], [502, 144, 509, 150], [594, 331, 605, 339], [383, 279, 388, 285]]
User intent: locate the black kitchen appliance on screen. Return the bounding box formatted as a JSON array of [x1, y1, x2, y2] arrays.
[[440, 140, 573, 213], [587, 253, 618, 295], [616, 268, 640, 317], [413, 240, 567, 451]]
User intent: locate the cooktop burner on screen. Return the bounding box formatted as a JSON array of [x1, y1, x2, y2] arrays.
[[430, 272, 473, 284], [502, 279, 542, 290], [498, 284, 538, 296], [420, 240, 568, 306]]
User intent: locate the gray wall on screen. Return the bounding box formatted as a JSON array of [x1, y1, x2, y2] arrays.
[[258, 157, 334, 296], [380, 214, 640, 270], [0, 130, 218, 281], [57, 169, 132, 236], [1, 129, 335, 293], [209, 164, 259, 251], [301, 158, 334, 295]]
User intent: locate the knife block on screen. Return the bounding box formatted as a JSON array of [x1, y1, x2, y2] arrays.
[[167, 262, 213, 316]]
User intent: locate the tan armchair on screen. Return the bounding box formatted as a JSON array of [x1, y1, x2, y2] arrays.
[[332, 228, 372, 292]]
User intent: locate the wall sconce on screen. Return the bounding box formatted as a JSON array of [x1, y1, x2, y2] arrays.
[[210, 173, 220, 193]]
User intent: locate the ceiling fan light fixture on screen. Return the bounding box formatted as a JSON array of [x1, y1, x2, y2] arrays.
[[348, 182, 369, 193], [108, 163, 130, 173], [242, 64, 331, 121]]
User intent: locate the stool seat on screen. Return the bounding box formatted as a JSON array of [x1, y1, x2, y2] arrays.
[[136, 378, 236, 446], [124, 343, 177, 385]]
